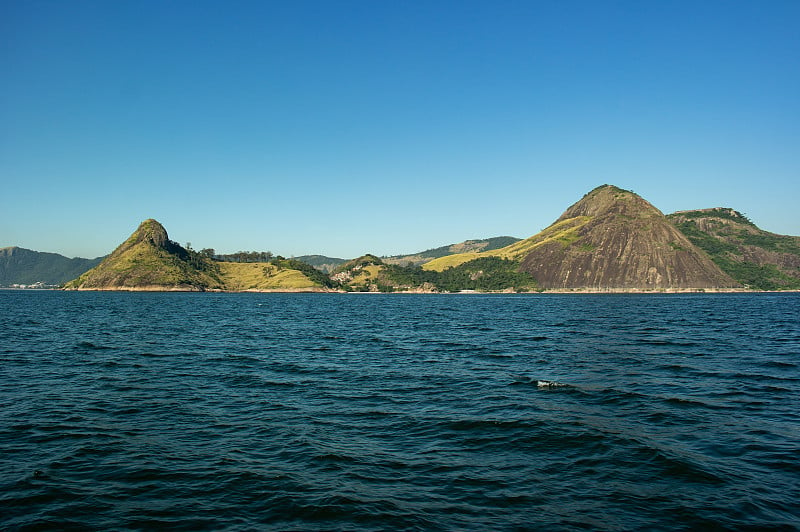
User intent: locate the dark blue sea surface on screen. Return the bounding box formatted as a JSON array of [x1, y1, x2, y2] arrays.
[[1, 291, 798, 530]]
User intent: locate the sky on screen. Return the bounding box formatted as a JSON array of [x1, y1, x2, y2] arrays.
[[2, 0, 798, 259]]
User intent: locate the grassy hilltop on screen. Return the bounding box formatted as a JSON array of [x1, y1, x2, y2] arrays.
[[64, 219, 225, 290]]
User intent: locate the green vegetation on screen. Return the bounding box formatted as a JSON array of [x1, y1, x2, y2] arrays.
[[555, 231, 581, 246], [670, 213, 800, 290], [329, 252, 537, 292], [269, 257, 336, 288], [736, 230, 800, 254], [670, 208, 755, 227], [65, 242, 224, 290], [377, 257, 537, 292], [672, 221, 738, 255], [64, 219, 225, 290], [712, 257, 800, 291], [214, 250, 274, 263], [331, 254, 384, 275], [431, 257, 537, 292]]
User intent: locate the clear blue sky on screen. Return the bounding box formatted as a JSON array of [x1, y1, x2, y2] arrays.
[[2, 0, 798, 259]]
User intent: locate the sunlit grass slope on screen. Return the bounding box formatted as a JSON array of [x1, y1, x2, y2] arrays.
[[422, 217, 591, 272], [217, 262, 322, 291]]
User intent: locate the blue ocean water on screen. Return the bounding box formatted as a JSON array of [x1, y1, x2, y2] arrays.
[[1, 291, 798, 530]]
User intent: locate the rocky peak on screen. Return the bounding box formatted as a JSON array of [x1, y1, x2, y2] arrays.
[[132, 219, 170, 248], [558, 185, 660, 221], [518, 185, 738, 290]]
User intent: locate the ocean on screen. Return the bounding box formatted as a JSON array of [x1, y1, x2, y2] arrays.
[[1, 291, 798, 530]]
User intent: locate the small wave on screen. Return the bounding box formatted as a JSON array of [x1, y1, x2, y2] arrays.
[[223, 374, 270, 387], [444, 418, 540, 432], [271, 362, 340, 375], [76, 341, 111, 350], [758, 360, 797, 369], [351, 409, 393, 418], [261, 380, 300, 388], [647, 448, 726, 485], [312, 452, 360, 465], [636, 338, 699, 347], [478, 352, 515, 360], [663, 396, 714, 408], [136, 352, 170, 358]]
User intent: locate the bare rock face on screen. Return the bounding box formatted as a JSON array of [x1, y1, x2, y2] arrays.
[[131, 219, 170, 248], [519, 185, 738, 290]]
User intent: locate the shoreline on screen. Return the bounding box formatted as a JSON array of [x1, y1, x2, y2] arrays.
[[6, 287, 795, 294]]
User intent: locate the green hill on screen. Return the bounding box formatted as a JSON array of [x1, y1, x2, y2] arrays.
[[329, 255, 396, 292], [667, 208, 800, 290], [328, 253, 536, 293], [0, 247, 102, 286], [65, 219, 225, 290], [217, 257, 335, 291], [64, 219, 331, 291]]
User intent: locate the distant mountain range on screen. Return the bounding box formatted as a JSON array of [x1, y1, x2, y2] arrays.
[[383, 237, 521, 267], [0, 247, 103, 287], [6, 184, 800, 291]]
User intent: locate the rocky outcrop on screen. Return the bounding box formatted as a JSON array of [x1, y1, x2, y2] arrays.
[[518, 186, 738, 290]]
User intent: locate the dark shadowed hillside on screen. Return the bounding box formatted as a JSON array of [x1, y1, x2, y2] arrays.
[[0, 247, 102, 286]]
